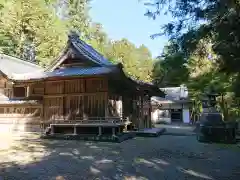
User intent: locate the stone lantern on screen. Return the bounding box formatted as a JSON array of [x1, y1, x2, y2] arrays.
[[201, 89, 219, 113], [202, 89, 219, 113], [206, 92, 218, 107]]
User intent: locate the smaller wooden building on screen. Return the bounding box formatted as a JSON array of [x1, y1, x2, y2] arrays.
[[151, 86, 191, 124], [0, 32, 164, 135]]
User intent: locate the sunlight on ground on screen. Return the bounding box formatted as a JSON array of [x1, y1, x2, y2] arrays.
[[0, 133, 14, 150], [151, 158, 169, 166], [134, 158, 164, 171], [0, 132, 239, 179], [90, 166, 101, 174], [177, 167, 214, 180], [0, 132, 46, 167], [124, 176, 148, 180], [55, 176, 66, 180]]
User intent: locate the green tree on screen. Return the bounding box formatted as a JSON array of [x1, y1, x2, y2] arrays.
[[152, 41, 188, 86], [0, 0, 155, 83], [152, 37, 240, 121], [66, 0, 91, 38], [142, 0, 240, 120], [143, 0, 240, 95], [105, 39, 154, 82], [0, 0, 67, 66], [86, 22, 109, 57]]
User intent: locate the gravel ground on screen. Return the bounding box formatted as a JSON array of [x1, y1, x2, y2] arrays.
[[0, 131, 239, 180]]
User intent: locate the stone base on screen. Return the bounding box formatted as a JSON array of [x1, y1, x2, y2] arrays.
[[135, 128, 166, 137], [197, 126, 237, 144]]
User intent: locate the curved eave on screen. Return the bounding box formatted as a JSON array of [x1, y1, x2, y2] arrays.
[[115, 64, 165, 97]]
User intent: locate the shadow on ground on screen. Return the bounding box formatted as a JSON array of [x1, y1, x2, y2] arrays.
[[163, 132, 196, 136], [0, 133, 239, 180]]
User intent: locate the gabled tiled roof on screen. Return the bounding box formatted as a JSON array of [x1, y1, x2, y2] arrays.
[[0, 54, 43, 79], [70, 33, 113, 66], [46, 32, 113, 71]]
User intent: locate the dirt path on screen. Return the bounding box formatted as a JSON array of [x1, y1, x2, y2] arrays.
[[0, 132, 239, 180]]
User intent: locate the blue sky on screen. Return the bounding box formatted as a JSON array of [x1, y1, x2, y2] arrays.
[[89, 0, 171, 58]]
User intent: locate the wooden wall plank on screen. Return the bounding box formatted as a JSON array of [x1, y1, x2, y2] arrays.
[[43, 97, 63, 121], [45, 81, 64, 95]]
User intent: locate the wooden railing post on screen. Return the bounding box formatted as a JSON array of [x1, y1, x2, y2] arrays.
[[112, 127, 116, 136], [98, 126, 102, 136], [73, 125, 77, 135]]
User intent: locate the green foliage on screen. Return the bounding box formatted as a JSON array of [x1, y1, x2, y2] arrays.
[[66, 0, 91, 38], [142, 0, 240, 120], [0, 0, 154, 83], [104, 39, 154, 82], [152, 41, 188, 86], [143, 0, 240, 95], [151, 35, 240, 120], [0, 0, 67, 67]]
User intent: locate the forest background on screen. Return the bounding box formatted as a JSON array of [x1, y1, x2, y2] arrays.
[[0, 0, 239, 122]]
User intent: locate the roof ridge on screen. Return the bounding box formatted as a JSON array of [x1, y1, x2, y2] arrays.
[[68, 31, 113, 66], [71, 41, 102, 66], [0, 54, 42, 69], [46, 31, 114, 72], [78, 39, 112, 65]]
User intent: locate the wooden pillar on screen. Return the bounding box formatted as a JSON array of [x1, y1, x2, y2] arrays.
[[26, 86, 30, 97], [104, 92, 108, 120], [40, 106, 44, 130], [112, 127, 116, 136], [148, 96, 152, 128], [98, 126, 102, 136], [133, 95, 139, 129], [73, 126, 77, 135], [43, 81, 46, 124], [50, 125, 54, 134], [140, 93, 144, 129]]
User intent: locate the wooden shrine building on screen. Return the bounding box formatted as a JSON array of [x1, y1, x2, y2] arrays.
[[0, 32, 164, 135]]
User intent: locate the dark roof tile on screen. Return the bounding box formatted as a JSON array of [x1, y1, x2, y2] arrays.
[[69, 33, 113, 66]]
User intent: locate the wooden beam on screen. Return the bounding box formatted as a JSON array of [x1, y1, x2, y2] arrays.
[[0, 104, 42, 108], [43, 91, 107, 98], [61, 62, 86, 67], [14, 82, 33, 87], [12, 74, 108, 83]]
